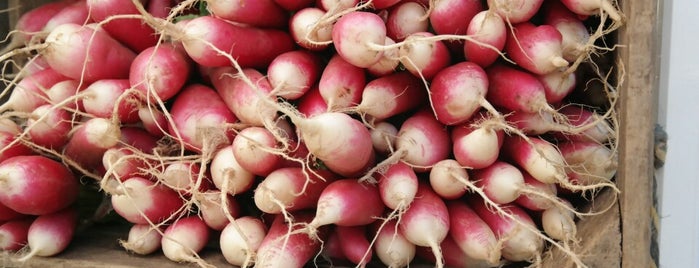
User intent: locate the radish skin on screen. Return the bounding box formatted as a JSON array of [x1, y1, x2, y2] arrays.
[[129, 44, 192, 102], [370, 121, 398, 155], [211, 68, 277, 127], [559, 141, 618, 185], [429, 159, 468, 200], [464, 10, 507, 68], [0, 218, 33, 251], [0, 155, 79, 215], [210, 145, 256, 195], [109, 176, 184, 225], [205, 0, 289, 28], [0, 68, 70, 113], [232, 127, 283, 176], [0, 131, 35, 164], [18, 208, 78, 261], [399, 183, 449, 268], [541, 199, 577, 241], [377, 161, 418, 210], [501, 135, 567, 184], [196, 191, 240, 231], [430, 0, 483, 37], [267, 50, 322, 100], [289, 7, 332, 51], [399, 32, 451, 80], [161, 216, 211, 265], [356, 71, 427, 121], [318, 54, 367, 111], [560, 0, 622, 21], [429, 61, 490, 125], [309, 179, 384, 228], [331, 11, 387, 68], [26, 104, 73, 149], [121, 224, 162, 255], [254, 167, 335, 214], [337, 225, 372, 266], [451, 113, 505, 169], [220, 216, 267, 266], [0, 203, 25, 222], [81, 79, 139, 123], [486, 64, 557, 114], [395, 109, 451, 172], [447, 201, 501, 265], [86, 0, 159, 52], [256, 212, 328, 268], [487, 0, 543, 23], [43, 0, 92, 33], [63, 117, 121, 170], [372, 219, 416, 268], [386, 2, 429, 41], [505, 22, 569, 75]]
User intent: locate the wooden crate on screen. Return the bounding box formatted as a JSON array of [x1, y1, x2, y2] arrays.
[[1, 0, 661, 267]]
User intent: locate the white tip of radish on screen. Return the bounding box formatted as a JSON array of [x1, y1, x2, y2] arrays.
[[121, 224, 162, 255], [220, 217, 267, 267], [84, 118, 121, 149]]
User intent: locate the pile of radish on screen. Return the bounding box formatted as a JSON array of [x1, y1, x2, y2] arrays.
[[0, 0, 624, 267]]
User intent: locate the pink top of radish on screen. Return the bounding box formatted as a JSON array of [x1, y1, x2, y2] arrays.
[[506, 22, 569, 75], [332, 11, 387, 68]]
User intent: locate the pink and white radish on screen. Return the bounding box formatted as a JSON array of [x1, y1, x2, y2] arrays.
[[386, 2, 429, 41], [43, 23, 137, 82], [446, 200, 501, 265], [211, 67, 277, 127], [129, 44, 192, 102], [220, 216, 267, 267], [331, 11, 387, 68], [355, 71, 426, 121], [17, 207, 78, 261], [538, 69, 577, 104], [318, 54, 366, 110], [296, 85, 328, 117], [430, 0, 483, 37], [210, 145, 256, 195], [0, 68, 69, 113], [26, 104, 73, 149], [108, 176, 184, 225], [501, 135, 567, 185], [255, 212, 328, 268], [485, 64, 559, 115], [486, 0, 543, 23], [555, 105, 613, 143], [81, 79, 140, 123], [558, 140, 618, 185], [372, 219, 416, 267], [451, 112, 505, 169], [267, 50, 323, 100], [429, 159, 468, 200], [160, 161, 213, 196], [366, 37, 400, 77], [0, 202, 25, 222], [398, 183, 449, 267], [0, 218, 33, 251], [205, 0, 289, 28], [46, 79, 85, 110], [86, 0, 159, 52], [178, 15, 295, 68], [398, 32, 451, 80], [1, 0, 75, 52], [231, 127, 285, 177], [505, 22, 569, 75], [541, 199, 577, 241], [370, 121, 398, 155], [273, 0, 315, 11], [464, 10, 507, 68], [337, 225, 372, 266], [392, 109, 451, 172], [377, 161, 418, 212], [308, 179, 384, 228], [0, 131, 35, 163], [161, 216, 211, 266], [42, 0, 92, 33], [62, 117, 121, 170], [429, 61, 492, 125], [137, 105, 169, 137], [254, 167, 335, 214], [167, 84, 237, 153], [560, 0, 622, 21], [0, 155, 79, 215], [120, 224, 163, 255], [289, 7, 333, 50], [543, 1, 592, 62], [196, 191, 240, 231], [515, 173, 558, 211]]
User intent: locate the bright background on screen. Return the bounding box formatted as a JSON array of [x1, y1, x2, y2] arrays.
[[657, 0, 699, 267]]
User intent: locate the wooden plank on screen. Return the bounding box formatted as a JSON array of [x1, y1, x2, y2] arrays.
[[616, 0, 662, 266]]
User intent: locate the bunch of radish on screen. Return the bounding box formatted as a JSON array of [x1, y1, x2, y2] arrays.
[[0, 0, 624, 267]]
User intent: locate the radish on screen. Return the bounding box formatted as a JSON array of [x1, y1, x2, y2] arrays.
[[0, 131, 35, 163], [0, 119, 21, 135], [43, 23, 137, 83], [17, 207, 78, 261], [297, 85, 329, 117], [86, 0, 160, 52], [337, 225, 372, 266], [355, 71, 426, 121], [318, 54, 367, 110], [417, 235, 494, 268], [46, 79, 85, 111], [377, 161, 418, 211], [369, 0, 402, 9], [318, 0, 358, 11], [501, 135, 566, 184], [505, 111, 562, 135], [210, 145, 256, 195], [538, 69, 577, 104], [0, 218, 33, 251], [0, 202, 25, 222], [108, 176, 184, 225], [398, 32, 451, 80], [273, 0, 315, 11], [331, 11, 387, 68], [168, 84, 237, 153], [430, 0, 483, 36], [177, 15, 295, 68], [485, 64, 559, 115], [370, 121, 398, 155], [289, 7, 333, 51], [205, 0, 289, 28], [559, 140, 618, 185], [393, 109, 451, 172], [0, 155, 79, 215], [451, 112, 505, 169], [256, 212, 328, 268], [161, 216, 211, 266], [515, 172, 558, 211], [267, 50, 323, 100], [321, 229, 346, 261], [0, 0, 74, 52], [446, 200, 501, 265], [308, 179, 384, 228], [42, 0, 92, 33], [468, 197, 543, 262], [398, 182, 449, 267], [81, 79, 140, 123], [372, 219, 416, 267], [26, 104, 73, 149], [160, 161, 213, 196], [560, 0, 622, 21], [102, 147, 149, 182], [254, 167, 335, 214], [386, 2, 429, 41], [367, 37, 400, 77], [129, 44, 192, 102], [429, 61, 492, 125], [62, 117, 121, 171], [543, 1, 592, 62], [464, 10, 507, 68], [555, 105, 613, 143], [137, 105, 169, 137], [0, 68, 69, 113], [505, 22, 569, 75], [211, 67, 277, 127], [486, 0, 543, 23], [429, 159, 468, 200], [471, 161, 559, 206], [120, 224, 163, 255], [541, 199, 577, 241], [196, 190, 241, 231], [147, 0, 174, 18], [232, 127, 284, 176], [220, 216, 267, 267], [118, 126, 159, 153]]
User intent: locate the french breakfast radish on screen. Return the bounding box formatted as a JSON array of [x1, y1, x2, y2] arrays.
[[81, 79, 140, 123], [558, 140, 618, 185], [560, 0, 622, 21], [210, 67, 277, 127], [297, 85, 329, 117], [0, 68, 69, 113], [386, 2, 429, 41], [486, 0, 543, 23], [220, 216, 267, 267], [289, 7, 332, 50], [377, 161, 418, 211], [254, 167, 335, 214], [331, 11, 387, 68], [501, 135, 567, 185], [355, 71, 426, 121], [129, 44, 192, 102], [538, 69, 577, 104], [17, 207, 78, 261], [318, 54, 367, 110], [515, 172, 558, 211], [372, 219, 416, 267], [543, 1, 592, 62], [120, 224, 163, 255], [42, 0, 92, 33], [541, 199, 577, 241], [231, 127, 283, 176], [0, 155, 79, 215], [451, 112, 505, 169], [1, 0, 75, 52], [399, 182, 449, 268], [108, 176, 184, 225], [0, 131, 35, 163], [86, 0, 159, 52], [196, 190, 240, 231], [26, 104, 73, 149], [308, 179, 384, 228], [205, 0, 289, 28], [486, 64, 559, 115], [0, 218, 33, 251], [337, 225, 373, 267], [267, 50, 323, 100], [62, 117, 121, 171], [464, 10, 507, 68], [429, 61, 492, 125], [446, 200, 501, 265], [370, 121, 398, 155], [430, 0, 483, 37], [393, 109, 451, 172], [398, 32, 451, 80], [429, 159, 468, 200], [0, 202, 25, 222], [256, 212, 328, 268], [555, 105, 613, 143], [161, 216, 211, 266], [505, 22, 569, 75], [210, 144, 256, 195]]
